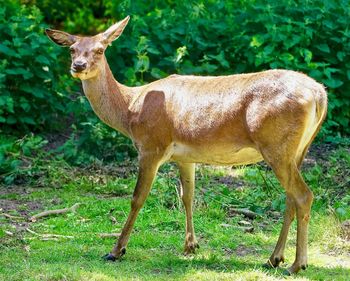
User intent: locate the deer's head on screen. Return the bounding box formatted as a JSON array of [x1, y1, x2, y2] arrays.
[[45, 16, 129, 80]]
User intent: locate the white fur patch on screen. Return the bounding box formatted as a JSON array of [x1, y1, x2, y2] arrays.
[[171, 143, 263, 165]]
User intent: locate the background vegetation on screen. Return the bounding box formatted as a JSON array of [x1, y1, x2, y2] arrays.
[[1, 1, 349, 280], [1, 1, 350, 161]]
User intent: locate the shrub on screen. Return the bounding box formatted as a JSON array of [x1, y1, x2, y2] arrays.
[[0, 1, 71, 133], [3, 1, 349, 166], [34, 0, 349, 136], [55, 120, 137, 165], [0, 134, 48, 184]]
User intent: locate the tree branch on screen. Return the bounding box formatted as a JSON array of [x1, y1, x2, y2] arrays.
[[26, 228, 74, 239], [29, 203, 80, 222]]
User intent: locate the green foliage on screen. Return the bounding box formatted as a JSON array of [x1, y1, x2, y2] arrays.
[[2, 0, 350, 164], [34, 0, 350, 137], [0, 134, 48, 184], [232, 0, 350, 137], [56, 121, 137, 165], [0, 1, 70, 132]]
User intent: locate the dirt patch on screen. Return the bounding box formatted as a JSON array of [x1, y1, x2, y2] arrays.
[[0, 185, 32, 196], [76, 160, 138, 179], [0, 185, 44, 218], [223, 244, 257, 257], [0, 198, 43, 217], [341, 220, 350, 241], [304, 143, 349, 168], [0, 197, 43, 233], [211, 175, 247, 189]]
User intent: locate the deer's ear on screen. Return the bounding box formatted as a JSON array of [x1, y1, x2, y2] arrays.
[[102, 16, 130, 45], [45, 29, 77, 47]]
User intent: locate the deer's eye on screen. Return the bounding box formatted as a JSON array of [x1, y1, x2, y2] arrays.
[[96, 49, 104, 55], [69, 48, 75, 55]]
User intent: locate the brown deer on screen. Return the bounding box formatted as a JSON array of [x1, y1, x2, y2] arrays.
[[46, 16, 327, 274]]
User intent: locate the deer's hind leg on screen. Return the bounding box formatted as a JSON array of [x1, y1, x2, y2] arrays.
[[267, 190, 296, 268], [262, 150, 313, 274]]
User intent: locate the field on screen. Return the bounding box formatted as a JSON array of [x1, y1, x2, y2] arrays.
[[1, 143, 349, 281], [2, 1, 350, 280]]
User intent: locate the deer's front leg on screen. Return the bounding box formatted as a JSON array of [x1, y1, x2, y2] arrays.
[[104, 155, 160, 261], [177, 162, 199, 255]]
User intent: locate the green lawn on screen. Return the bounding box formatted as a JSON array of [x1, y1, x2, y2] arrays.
[[1, 144, 349, 281]]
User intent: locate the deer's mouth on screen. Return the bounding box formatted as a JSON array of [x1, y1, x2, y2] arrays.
[[70, 68, 99, 80], [70, 68, 88, 79], [71, 68, 86, 74]]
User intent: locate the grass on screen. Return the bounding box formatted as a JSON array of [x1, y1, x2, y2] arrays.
[[0, 144, 349, 281]]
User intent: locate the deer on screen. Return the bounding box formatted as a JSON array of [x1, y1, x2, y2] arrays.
[[45, 16, 327, 274]]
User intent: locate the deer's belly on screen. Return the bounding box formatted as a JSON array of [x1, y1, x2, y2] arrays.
[[170, 143, 263, 165]]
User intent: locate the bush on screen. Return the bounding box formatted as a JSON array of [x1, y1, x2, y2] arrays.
[[0, 1, 71, 132], [3, 1, 349, 166], [0, 134, 48, 184], [0, 1, 136, 164], [35, 0, 349, 137], [55, 121, 137, 165]]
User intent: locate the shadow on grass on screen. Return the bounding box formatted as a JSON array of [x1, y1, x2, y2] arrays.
[[77, 249, 350, 280], [300, 264, 350, 281]]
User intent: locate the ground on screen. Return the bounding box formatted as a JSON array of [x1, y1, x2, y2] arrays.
[[0, 144, 349, 281]]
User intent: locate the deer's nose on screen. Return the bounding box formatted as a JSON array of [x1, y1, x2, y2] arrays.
[[72, 61, 87, 72]]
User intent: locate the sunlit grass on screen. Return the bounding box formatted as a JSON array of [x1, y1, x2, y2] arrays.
[[1, 146, 349, 280]]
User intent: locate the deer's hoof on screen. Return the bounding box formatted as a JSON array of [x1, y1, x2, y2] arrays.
[[102, 253, 116, 262], [263, 256, 285, 269], [103, 248, 127, 262], [184, 242, 199, 255], [286, 262, 308, 274]]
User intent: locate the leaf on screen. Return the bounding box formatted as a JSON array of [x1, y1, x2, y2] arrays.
[[35, 55, 50, 65], [19, 116, 36, 125], [18, 47, 32, 57], [208, 51, 230, 68], [280, 53, 294, 63], [6, 116, 16, 124], [174, 46, 188, 64], [255, 53, 265, 67], [31, 87, 46, 98], [135, 54, 149, 73], [336, 207, 346, 217], [300, 49, 312, 64], [323, 20, 334, 29], [5, 68, 33, 79], [19, 97, 31, 112], [324, 79, 344, 89], [124, 67, 137, 83], [0, 43, 18, 57], [347, 70, 350, 80], [336, 51, 345, 62], [263, 45, 274, 56], [250, 35, 264, 48], [4, 96, 14, 113], [200, 62, 218, 73], [150, 68, 167, 79], [324, 67, 340, 79], [315, 43, 330, 53], [147, 47, 161, 55], [309, 69, 323, 80]]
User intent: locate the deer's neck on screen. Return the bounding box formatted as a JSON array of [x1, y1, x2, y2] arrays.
[[82, 57, 133, 137]]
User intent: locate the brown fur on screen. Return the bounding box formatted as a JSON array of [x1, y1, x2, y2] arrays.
[[46, 16, 328, 274]]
